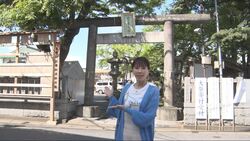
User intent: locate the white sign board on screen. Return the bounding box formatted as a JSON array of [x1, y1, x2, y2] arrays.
[[195, 78, 207, 119], [207, 77, 220, 119], [221, 78, 234, 120], [121, 12, 136, 37], [233, 79, 247, 104]]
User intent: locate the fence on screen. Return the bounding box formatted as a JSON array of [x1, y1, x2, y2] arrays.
[[184, 77, 250, 130], [0, 53, 55, 99]]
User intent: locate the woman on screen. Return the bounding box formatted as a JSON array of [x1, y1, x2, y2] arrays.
[[105, 57, 160, 141]]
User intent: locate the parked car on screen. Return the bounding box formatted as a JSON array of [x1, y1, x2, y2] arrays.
[[95, 80, 123, 94], [95, 81, 112, 94]]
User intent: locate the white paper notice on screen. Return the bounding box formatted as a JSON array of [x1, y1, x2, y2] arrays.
[[207, 77, 220, 119], [195, 78, 207, 119], [221, 78, 234, 120]]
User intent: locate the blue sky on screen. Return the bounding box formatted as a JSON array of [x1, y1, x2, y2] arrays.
[[66, 26, 125, 68], [66, 0, 173, 68]]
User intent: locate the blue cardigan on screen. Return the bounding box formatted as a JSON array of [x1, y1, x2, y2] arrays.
[[106, 83, 160, 141]]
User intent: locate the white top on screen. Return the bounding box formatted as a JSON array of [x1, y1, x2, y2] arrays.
[[123, 83, 149, 140]]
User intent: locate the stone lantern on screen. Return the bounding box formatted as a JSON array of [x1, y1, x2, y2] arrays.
[[107, 51, 123, 97]]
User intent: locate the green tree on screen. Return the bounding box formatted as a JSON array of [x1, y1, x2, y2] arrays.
[[96, 43, 163, 83], [209, 0, 250, 77], [171, 0, 250, 78], [0, 0, 162, 65]]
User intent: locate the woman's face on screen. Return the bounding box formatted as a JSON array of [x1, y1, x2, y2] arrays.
[[132, 64, 149, 83]]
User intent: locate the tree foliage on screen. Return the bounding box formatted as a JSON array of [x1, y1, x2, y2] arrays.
[[96, 42, 163, 83], [171, 0, 250, 78], [0, 0, 163, 65]]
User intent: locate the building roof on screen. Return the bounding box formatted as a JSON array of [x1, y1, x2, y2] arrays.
[[10, 45, 40, 54], [62, 61, 85, 80], [0, 45, 40, 59]]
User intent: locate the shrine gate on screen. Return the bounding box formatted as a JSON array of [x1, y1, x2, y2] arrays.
[[78, 14, 211, 120]]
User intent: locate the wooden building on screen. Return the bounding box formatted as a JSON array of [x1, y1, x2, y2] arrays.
[[0, 31, 61, 123]]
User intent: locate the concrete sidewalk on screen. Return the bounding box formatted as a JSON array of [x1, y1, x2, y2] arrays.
[[63, 117, 186, 131], [0, 116, 186, 132], [63, 117, 249, 132], [1, 116, 249, 132]]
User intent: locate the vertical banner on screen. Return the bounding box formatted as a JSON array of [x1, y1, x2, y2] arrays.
[[221, 78, 234, 120], [207, 77, 220, 119], [195, 78, 207, 119]]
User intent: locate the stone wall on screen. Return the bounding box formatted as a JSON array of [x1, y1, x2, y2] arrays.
[[0, 99, 78, 122]]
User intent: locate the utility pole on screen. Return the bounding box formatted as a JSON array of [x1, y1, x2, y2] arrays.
[[215, 0, 223, 131], [215, 0, 223, 79]]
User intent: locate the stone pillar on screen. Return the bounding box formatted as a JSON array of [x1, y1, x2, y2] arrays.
[[84, 25, 97, 106], [164, 21, 174, 106], [158, 21, 180, 121]]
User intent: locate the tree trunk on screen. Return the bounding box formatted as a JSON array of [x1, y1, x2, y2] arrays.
[[59, 28, 80, 67]]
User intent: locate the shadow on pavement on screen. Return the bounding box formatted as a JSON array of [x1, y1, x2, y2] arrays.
[[0, 126, 113, 141]]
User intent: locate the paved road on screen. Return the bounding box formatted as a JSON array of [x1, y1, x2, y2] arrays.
[[1, 124, 250, 141], [0, 125, 113, 141], [155, 131, 250, 140]]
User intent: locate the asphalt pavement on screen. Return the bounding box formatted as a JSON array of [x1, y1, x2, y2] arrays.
[[1, 116, 250, 140]]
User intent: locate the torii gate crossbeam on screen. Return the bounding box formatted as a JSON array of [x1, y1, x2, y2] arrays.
[[72, 14, 210, 27]]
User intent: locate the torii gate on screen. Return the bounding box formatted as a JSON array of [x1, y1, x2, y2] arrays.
[[80, 14, 211, 120]]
